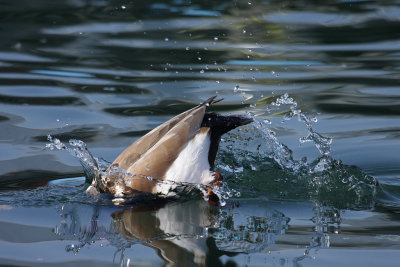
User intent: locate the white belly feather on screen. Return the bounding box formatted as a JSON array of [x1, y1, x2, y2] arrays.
[[154, 130, 215, 195]]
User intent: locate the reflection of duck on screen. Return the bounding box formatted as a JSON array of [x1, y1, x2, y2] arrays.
[[112, 200, 219, 266], [111, 199, 290, 266], [98, 96, 253, 198]]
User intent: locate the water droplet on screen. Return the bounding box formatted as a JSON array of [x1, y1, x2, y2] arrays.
[[234, 85, 239, 92], [200, 69, 205, 74], [185, 46, 190, 50], [249, 104, 256, 109], [197, 57, 201, 61], [13, 42, 22, 50], [242, 29, 246, 34], [164, 37, 169, 42], [121, 5, 126, 10], [214, 37, 218, 41], [248, 1, 252, 5], [216, 80, 220, 83], [269, 129, 276, 136], [299, 137, 309, 143]]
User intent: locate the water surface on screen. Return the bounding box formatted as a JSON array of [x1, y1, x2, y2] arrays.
[[0, 0, 400, 266]]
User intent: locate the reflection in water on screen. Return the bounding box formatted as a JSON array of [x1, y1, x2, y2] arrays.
[[52, 197, 351, 266], [294, 203, 341, 267], [113, 200, 215, 266], [54, 199, 291, 266], [210, 203, 289, 253]]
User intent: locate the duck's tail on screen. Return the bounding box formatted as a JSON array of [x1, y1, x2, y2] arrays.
[[201, 96, 224, 106]]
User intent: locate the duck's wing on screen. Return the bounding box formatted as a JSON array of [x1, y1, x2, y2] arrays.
[[108, 96, 218, 193], [111, 96, 218, 170]]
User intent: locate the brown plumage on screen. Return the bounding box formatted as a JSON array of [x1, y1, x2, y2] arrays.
[[99, 96, 252, 196]]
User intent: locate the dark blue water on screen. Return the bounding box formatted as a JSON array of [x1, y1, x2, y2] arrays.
[[1, 0, 400, 266]]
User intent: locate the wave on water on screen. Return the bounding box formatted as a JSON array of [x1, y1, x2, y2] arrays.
[[41, 93, 378, 209]]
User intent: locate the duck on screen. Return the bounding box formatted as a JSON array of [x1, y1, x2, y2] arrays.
[[95, 96, 253, 200]]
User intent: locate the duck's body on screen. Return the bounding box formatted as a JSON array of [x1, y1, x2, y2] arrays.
[[98, 96, 252, 197]]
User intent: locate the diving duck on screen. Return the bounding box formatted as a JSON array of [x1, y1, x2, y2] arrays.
[[96, 96, 253, 199]]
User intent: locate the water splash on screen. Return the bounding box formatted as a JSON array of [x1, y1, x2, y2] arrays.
[[45, 94, 376, 209], [46, 135, 106, 182], [249, 93, 333, 172], [217, 93, 376, 209]]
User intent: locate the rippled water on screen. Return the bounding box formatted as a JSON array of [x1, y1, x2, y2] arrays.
[[1, 0, 400, 266]]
